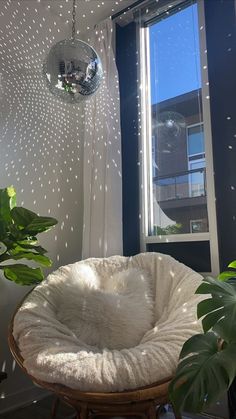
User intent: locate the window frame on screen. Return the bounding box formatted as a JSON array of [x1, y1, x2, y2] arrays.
[[139, 0, 219, 275]]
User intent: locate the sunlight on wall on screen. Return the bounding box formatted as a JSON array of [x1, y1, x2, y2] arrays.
[[0, 0, 85, 411], [0, 0, 85, 266]]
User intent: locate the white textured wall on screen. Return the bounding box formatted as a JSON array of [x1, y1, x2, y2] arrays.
[[0, 1, 84, 412]]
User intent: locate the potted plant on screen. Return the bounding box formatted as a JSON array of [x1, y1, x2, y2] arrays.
[[0, 186, 58, 286], [169, 261, 236, 417]]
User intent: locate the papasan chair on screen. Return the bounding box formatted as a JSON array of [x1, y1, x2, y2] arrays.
[[9, 252, 203, 419]]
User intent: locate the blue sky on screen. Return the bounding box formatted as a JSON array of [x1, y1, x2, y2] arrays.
[[149, 3, 201, 104]]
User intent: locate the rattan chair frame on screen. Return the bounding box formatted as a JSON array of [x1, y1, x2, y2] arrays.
[[8, 291, 182, 419]]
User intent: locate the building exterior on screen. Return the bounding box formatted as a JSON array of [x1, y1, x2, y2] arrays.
[[152, 88, 208, 234]]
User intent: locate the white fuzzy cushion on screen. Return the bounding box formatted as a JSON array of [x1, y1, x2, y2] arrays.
[[56, 265, 153, 349], [13, 253, 203, 392]]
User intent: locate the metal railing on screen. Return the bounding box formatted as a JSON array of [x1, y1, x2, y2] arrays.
[[153, 167, 206, 201]]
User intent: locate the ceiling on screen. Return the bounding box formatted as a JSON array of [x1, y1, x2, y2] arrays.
[[0, 0, 137, 35], [39, 0, 137, 33], [0, 0, 137, 71]]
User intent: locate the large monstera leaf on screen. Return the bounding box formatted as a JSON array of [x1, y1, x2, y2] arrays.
[[169, 275, 236, 414], [169, 332, 236, 414], [196, 276, 236, 341]]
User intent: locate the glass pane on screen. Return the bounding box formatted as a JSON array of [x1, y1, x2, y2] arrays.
[[188, 125, 205, 156], [149, 1, 209, 235], [189, 160, 206, 197], [149, 4, 201, 103]]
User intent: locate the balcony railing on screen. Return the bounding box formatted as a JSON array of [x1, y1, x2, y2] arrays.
[[153, 167, 206, 202]]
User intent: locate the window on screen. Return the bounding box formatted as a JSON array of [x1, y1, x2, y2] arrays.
[[188, 124, 205, 157], [190, 219, 207, 233], [147, 1, 208, 236], [139, 0, 219, 273], [187, 123, 206, 198]]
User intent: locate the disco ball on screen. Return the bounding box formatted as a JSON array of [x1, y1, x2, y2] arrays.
[[43, 39, 103, 103]]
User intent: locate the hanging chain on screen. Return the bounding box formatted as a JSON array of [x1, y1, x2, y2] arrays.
[[71, 0, 76, 39]]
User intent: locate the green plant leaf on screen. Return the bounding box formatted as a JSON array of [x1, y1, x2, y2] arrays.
[[196, 277, 236, 341], [11, 207, 57, 235], [196, 276, 236, 295], [169, 332, 236, 414], [218, 271, 236, 281], [16, 241, 47, 254], [8, 224, 29, 241], [197, 298, 223, 319], [11, 207, 38, 229], [0, 217, 7, 240], [9, 250, 52, 267], [2, 264, 44, 285], [0, 187, 58, 285], [228, 261, 236, 269], [0, 241, 7, 255], [17, 239, 38, 246], [0, 187, 15, 223], [153, 223, 182, 235], [24, 216, 58, 234], [7, 186, 17, 209], [11, 207, 57, 233]]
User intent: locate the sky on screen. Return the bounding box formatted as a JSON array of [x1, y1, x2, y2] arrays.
[[149, 3, 201, 104]]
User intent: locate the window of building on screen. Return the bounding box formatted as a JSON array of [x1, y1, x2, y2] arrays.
[[190, 219, 207, 233], [187, 123, 206, 198]]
